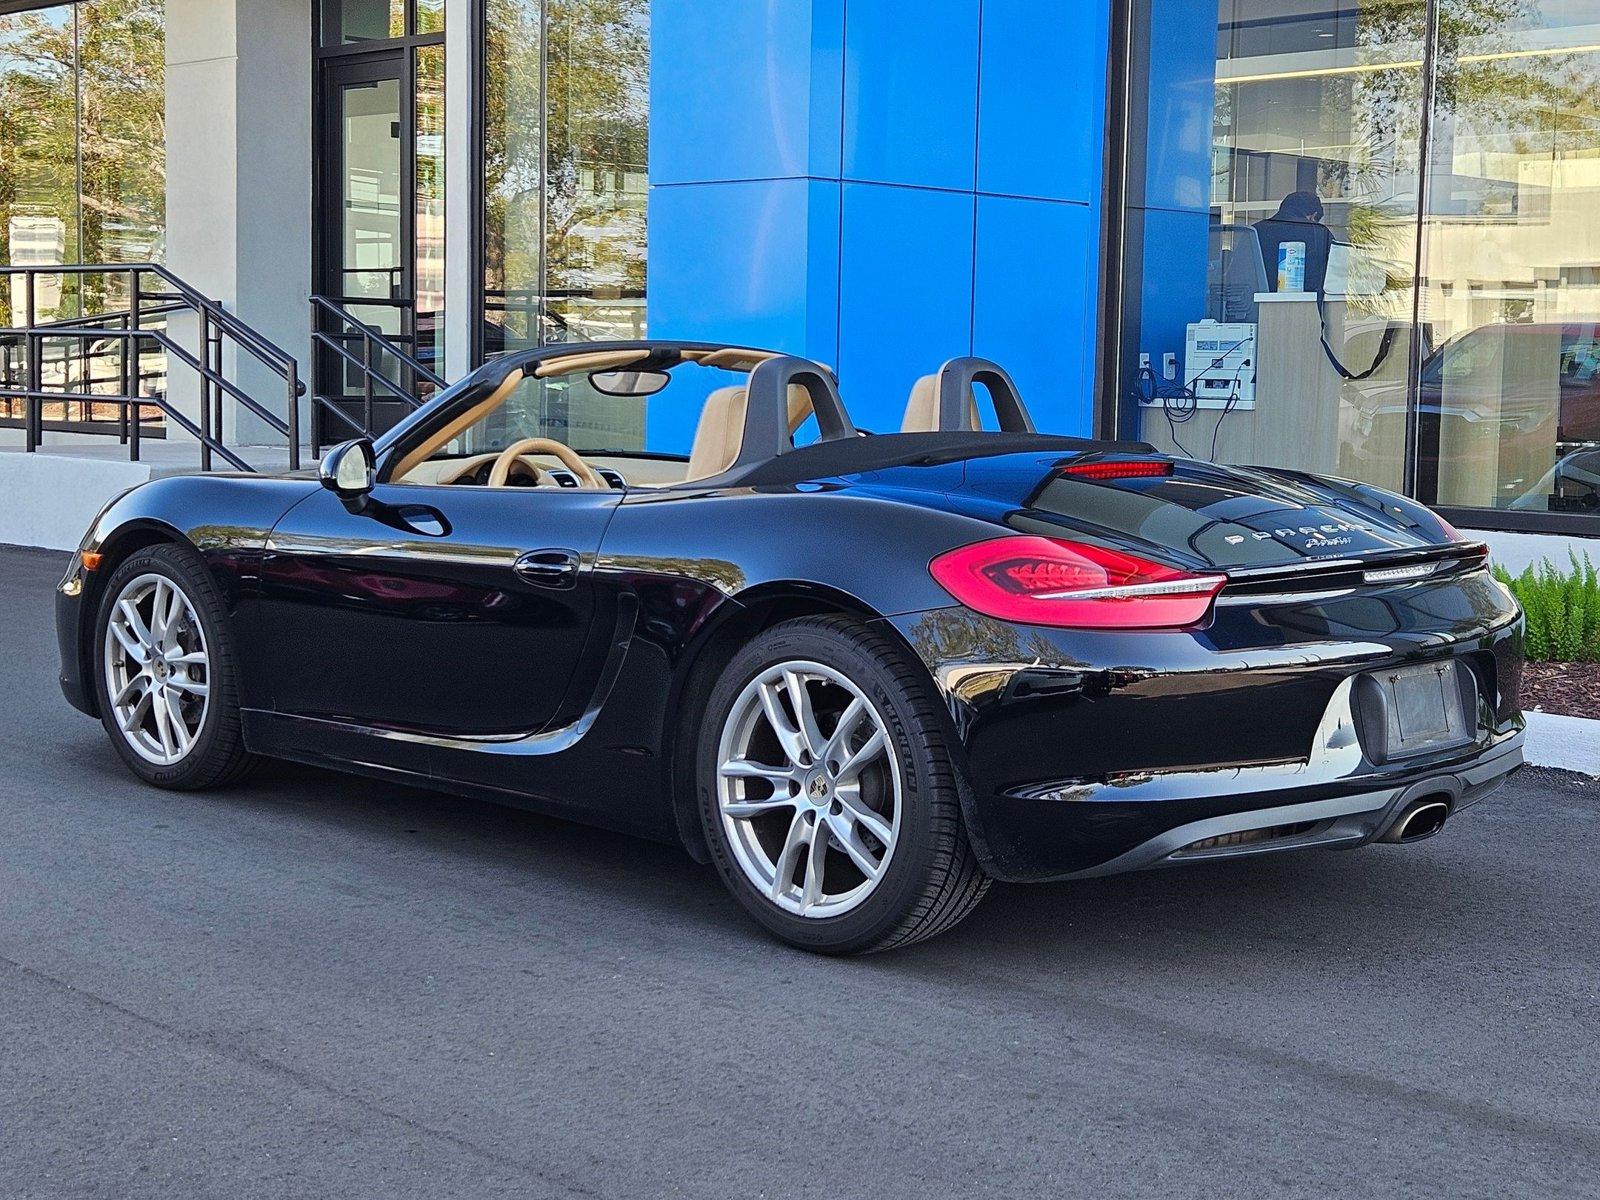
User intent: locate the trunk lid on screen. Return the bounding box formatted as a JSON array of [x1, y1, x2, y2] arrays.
[[944, 451, 1469, 574]]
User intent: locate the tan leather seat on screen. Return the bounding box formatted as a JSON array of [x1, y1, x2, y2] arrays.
[[901, 373, 979, 432], [685, 384, 821, 481], [686, 386, 750, 481]]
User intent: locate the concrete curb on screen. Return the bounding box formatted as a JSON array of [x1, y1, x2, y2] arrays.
[[1524, 710, 1600, 776]]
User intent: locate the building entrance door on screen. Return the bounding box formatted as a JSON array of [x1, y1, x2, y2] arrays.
[[316, 45, 445, 444]]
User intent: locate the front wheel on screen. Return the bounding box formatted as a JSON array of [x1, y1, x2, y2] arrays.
[[94, 542, 257, 790], [697, 616, 990, 954]]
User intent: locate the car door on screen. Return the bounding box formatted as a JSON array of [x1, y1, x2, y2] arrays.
[[257, 481, 619, 746]]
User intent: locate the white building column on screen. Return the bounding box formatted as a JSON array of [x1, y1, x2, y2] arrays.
[[443, 0, 476, 385], [164, 0, 313, 451]]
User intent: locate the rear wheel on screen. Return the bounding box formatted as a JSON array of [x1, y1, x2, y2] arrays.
[[697, 616, 990, 954], [94, 543, 257, 790]]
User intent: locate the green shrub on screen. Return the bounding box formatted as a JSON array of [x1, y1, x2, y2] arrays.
[[1493, 551, 1600, 663]]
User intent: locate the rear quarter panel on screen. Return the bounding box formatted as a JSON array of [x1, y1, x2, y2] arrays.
[[551, 483, 992, 832], [600, 482, 990, 617]]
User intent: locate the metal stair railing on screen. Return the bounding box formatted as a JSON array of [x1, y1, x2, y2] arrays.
[[0, 263, 306, 472], [308, 294, 444, 457], [0, 300, 182, 438]]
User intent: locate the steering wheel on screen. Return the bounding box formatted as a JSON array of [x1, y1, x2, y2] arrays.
[[487, 438, 607, 489]]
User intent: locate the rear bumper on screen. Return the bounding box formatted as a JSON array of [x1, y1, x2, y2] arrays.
[[1059, 731, 1522, 880], [949, 721, 1524, 883], [884, 581, 1525, 882]]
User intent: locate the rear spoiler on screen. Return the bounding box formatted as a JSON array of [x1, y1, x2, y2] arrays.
[[1220, 542, 1490, 594]]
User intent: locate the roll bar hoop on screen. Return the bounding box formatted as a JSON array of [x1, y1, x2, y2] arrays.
[[735, 356, 858, 469], [937, 357, 1035, 434]]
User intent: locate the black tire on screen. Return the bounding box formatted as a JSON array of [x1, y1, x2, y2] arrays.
[[696, 615, 990, 954], [93, 542, 257, 790]]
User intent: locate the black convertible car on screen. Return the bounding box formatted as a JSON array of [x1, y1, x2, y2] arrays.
[[56, 340, 1525, 953]]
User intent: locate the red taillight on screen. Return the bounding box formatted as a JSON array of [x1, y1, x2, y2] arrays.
[[1061, 459, 1174, 481], [929, 536, 1226, 629]]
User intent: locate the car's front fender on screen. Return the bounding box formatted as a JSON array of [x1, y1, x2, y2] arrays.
[[57, 474, 320, 718]]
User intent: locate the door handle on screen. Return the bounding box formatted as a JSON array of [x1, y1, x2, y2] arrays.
[[513, 548, 581, 589], [393, 504, 449, 537]]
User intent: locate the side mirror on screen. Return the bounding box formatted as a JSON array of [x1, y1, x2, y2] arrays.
[[320, 438, 376, 501]]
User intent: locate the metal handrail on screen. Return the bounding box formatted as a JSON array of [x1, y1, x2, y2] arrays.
[[0, 289, 166, 448], [14, 299, 187, 329], [0, 263, 307, 471], [311, 295, 444, 389], [0, 313, 169, 439], [0, 327, 261, 472], [308, 294, 445, 458]]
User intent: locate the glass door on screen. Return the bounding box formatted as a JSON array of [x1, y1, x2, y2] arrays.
[[317, 44, 444, 443]]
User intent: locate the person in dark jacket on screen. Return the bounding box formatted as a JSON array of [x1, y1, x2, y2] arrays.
[[1255, 190, 1332, 294]]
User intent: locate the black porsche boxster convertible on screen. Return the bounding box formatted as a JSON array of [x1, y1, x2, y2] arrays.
[[56, 340, 1525, 953]]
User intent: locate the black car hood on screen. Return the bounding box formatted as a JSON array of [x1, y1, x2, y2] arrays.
[[829, 446, 1462, 574]]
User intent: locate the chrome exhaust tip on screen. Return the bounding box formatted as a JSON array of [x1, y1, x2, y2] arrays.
[[1379, 797, 1451, 844]]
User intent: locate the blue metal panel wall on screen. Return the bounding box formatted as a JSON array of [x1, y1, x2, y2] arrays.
[[842, 0, 980, 192], [972, 0, 1109, 434], [977, 0, 1105, 204], [649, 0, 1112, 439], [837, 182, 975, 427], [647, 179, 842, 448], [974, 195, 1098, 435], [651, 0, 845, 184]]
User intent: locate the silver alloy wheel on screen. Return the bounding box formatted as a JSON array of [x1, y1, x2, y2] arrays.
[[716, 661, 902, 918], [102, 572, 211, 767]]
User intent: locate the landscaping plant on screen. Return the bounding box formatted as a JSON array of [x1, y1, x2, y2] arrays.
[[1493, 552, 1600, 663]]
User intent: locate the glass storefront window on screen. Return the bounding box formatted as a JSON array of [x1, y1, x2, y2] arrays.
[[543, 0, 649, 344], [1116, 0, 1600, 527], [1, 5, 83, 327], [1, 0, 165, 432], [483, 0, 544, 356], [416, 0, 444, 36], [323, 0, 406, 46], [482, 0, 649, 360], [415, 43, 446, 379], [1118, 0, 1427, 495], [79, 0, 167, 314], [1417, 2, 1600, 515]]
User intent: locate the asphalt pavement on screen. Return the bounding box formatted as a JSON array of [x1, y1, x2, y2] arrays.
[[2, 543, 1597, 1198]]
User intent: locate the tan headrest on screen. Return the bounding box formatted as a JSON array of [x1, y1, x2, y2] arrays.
[[686, 387, 749, 481], [685, 385, 820, 482], [901, 375, 940, 432], [901, 373, 979, 432]]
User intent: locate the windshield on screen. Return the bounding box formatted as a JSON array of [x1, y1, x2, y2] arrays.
[[434, 361, 756, 461]]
